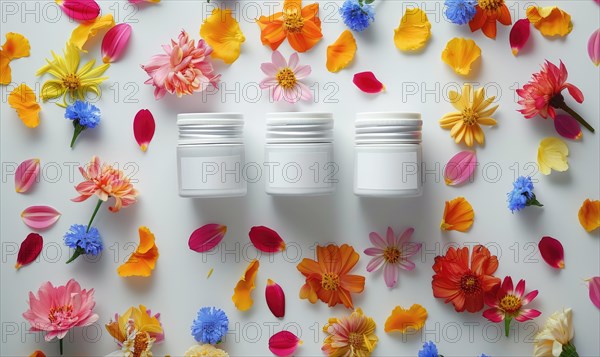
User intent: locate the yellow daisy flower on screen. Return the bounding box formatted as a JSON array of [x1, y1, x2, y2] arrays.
[[439, 83, 498, 147], [36, 42, 109, 107]]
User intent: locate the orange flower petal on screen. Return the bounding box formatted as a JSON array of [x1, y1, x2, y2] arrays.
[[441, 37, 481, 76], [579, 199, 600, 232], [393, 8, 431, 52], [526, 6, 573, 37], [326, 30, 356, 73], [69, 14, 115, 52], [2, 32, 31, 60], [117, 226, 159, 277], [232, 259, 259, 311], [29, 351, 46, 357], [384, 304, 428, 333], [1, 52, 11, 85], [8, 84, 41, 128], [440, 196, 474, 232], [200, 8, 245, 64]]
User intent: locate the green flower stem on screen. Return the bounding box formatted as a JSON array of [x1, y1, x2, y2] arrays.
[[86, 199, 103, 233], [560, 342, 579, 357], [65, 247, 84, 264], [557, 102, 595, 134], [70, 123, 85, 148], [504, 317, 512, 337], [59, 338, 63, 355]]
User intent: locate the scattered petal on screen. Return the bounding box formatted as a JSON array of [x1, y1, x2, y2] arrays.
[[441, 37, 481, 76], [554, 114, 582, 140], [29, 351, 46, 357], [266, 279, 285, 318], [537, 137, 569, 175], [21, 205, 61, 230], [128, 0, 160, 3], [249, 226, 286, 253], [232, 259, 259, 311], [1, 32, 31, 60], [8, 84, 41, 128], [326, 30, 357, 73], [393, 8, 431, 52], [269, 330, 301, 357], [207, 268, 214, 279], [510, 19, 531, 56], [188, 224, 227, 253], [588, 29, 600, 66], [384, 304, 428, 333], [200, 8, 246, 64], [587, 277, 600, 309], [16, 233, 43, 270], [69, 14, 115, 52], [101, 23, 132, 63], [15, 158, 40, 193], [578, 199, 600, 232], [56, 0, 100, 22], [526, 6, 573, 37], [353, 71, 385, 93], [133, 109, 156, 152], [538, 236, 565, 269], [440, 197, 474, 232], [444, 151, 477, 186], [117, 226, 159, 277]]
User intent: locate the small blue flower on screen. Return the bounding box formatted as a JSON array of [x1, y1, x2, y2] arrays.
[[64, 224, 103, 256], [418, 341, 439, 357], [191, 307, 229, 344], [507, 176, 536, 212], [480, 354, 490, 357], [65, 100, 101, 128], [445, 0, 477, 25], [340, 0, 375, 32]]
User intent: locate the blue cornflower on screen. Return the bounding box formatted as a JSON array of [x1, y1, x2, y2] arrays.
[[480, 355, 490, 357], [339, 0, 375, 32], [507, 176, 543, 212], [65, 100, 101, 148], [418, 341, 440, 357], [445, 0, 477, 25], [64, 224, 103, 263], [191, 307, 229, 344]]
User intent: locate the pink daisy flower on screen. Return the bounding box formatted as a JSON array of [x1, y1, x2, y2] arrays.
[[260, 50, 312, 103], [364, 227, 422, 288]]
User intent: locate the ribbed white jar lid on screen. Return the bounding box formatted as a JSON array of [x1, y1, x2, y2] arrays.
[[177, 113, 244, 145], [267, 112, 333, 144], [355, 112, 422, 145]]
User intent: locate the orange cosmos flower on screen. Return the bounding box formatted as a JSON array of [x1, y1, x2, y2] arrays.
[[297, 244, 365, 309], [469, 0, 512, 39], [117, 227, 159, 277], [257, 0, 322, 53]]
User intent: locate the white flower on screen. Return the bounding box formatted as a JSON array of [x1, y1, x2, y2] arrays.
[[533, 308, 575, 357]]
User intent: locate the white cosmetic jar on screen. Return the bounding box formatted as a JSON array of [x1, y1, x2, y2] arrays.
[[264, 112, 335, 196], [176, 113, 247, 198], [353, 112, 423, 197]]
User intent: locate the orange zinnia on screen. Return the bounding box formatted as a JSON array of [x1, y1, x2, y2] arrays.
[[297, 244, 365, 309], [469, 0, 512, 39], [257, 0, 322, 53]]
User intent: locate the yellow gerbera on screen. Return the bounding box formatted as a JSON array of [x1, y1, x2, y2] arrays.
[[36, 42, 109, 107], [439, 84, 498, 147]]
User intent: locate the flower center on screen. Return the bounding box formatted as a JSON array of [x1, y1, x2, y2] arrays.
[[132, 332, 150, 357], [462, 107, 479, 126], [283, 10, 304, 33], [48, 305, 74, 326], [478, 0, 504, 11], [63, 73, 81, 91], [321, 273, 340, 291], [348, 332, 364, 349], [460, 274, 480, 294], [276, 68, 297, 89], [383, 247, 401, 264], [499, 295, 522, 313]]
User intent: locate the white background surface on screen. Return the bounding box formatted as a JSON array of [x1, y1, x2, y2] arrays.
[[1, 1, 599, 356]]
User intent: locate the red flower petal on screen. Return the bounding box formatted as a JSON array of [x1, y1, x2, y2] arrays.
[[510, 19, 531, 56], [15, 158, 40, 193], [352, 71, 385, 93], [21, 206, 61, 230], [588, 276, 600, 309], [249, 226, 286, 253], [188, 224, 227, 252], [16, 233, 43, 270], [265, 279, 285, 318], [133, 109, 156, 152], [57, 0, 100, 22], [101, 23, 132, 63], [538, 236, 565, 269], [554, 114, 582, 140], [268, 330, 301, 357]]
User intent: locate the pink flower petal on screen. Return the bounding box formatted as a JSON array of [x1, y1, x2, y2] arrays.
[[444, 151, 477, 186], [514, 279, 525, 297], [588, 29, 600, 66], [364, 247, 384, 256], [588, 276, 600, 309], [368, 232, 387, 249], [16, 233, 43, 270], [521, 290, 539, 305], [249, 226, 286, 253], [538, 236, 565, 269], [483, 308, 505, 323], [15, 158, 40, 193], [554, 114, 582, 140], [514, 308, 541, 322], [101, 23, 132, 63], [366, 255, 385, 272], [133, 109, 156, 152], [353, 71, 385, 93], [188, 224, 227, 252], [385, 227, 395, 246], [265, 279, 285, 318], [510, 19, 531, 56], [397, 227, 415, 244], [268, 330, 301, 357], [56, 0, 100, 22], [384, 263, 399, 288], [21, 206, 61, 230]]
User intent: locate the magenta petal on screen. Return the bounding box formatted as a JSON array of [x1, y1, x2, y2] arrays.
[[554, 114, 582, 140], [538, 236, 565, 269], [588, 276, 600, 309], [588, 29, 600, 66], [444, 151, 477, 186], [522, 290, 539, 305], [16, 233, 43, 269], [188, 224, 227, 252], [57, 0, 100, 22], [268, 330, 301, 357], [265, 279, 286, 318], [249, 226, 286, 253], [21, 206, 61, 230], [101, 23, 132, 63], [352, 71, 385, 94], [515, 309, 541, 322], [510, 19, 531, 56], [483, 308, 505, 323], [133, 109, 156, 152], [15, 158, 40, 193]]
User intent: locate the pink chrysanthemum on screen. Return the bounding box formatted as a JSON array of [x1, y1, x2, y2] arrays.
[[141, 30, 220, 100], [260, 50, 312, 103], [22, 279, 99, 341], [364, 227, 422, 288]]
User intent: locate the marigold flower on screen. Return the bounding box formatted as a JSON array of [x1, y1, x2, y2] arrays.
[[440, 197, 474, 232], [322, 308, 378, 356], [200, 8, 245, 64], [469, 0, 512, 39], [384, 304, 428, 333], [117, 227, 159, 277]]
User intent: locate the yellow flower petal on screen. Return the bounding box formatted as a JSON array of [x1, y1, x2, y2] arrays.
[[394, 8, 431, 52], [117, 226, 159, 277], [441, 37, 481, 76], [200, 8, 245, 64], [526, 6, 573, 37], [8, 84, 41, 128], [326, 30, 356, 73], [0, 53, 11, 85], [578, 199, 600, 233], [440, 196, 474, 232], [232, 259, 259, 311], [2, 32, 31, 60], [384, 304, 428, 333], [69, 14, 115, 52], [537, 137, 569, 175]]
